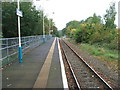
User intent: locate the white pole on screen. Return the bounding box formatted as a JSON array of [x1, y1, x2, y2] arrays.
[[43, 11, 45, 38], [17, 0, 22, 63], [42, 10, 45, 42], [49, 19, 50, 35], [18, 1, 21, 47]]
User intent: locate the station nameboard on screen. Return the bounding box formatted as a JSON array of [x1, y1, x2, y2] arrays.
[[16, 8, 23, 17]]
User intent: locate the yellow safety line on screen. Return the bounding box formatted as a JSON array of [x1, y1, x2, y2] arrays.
[[33, 38, 56, 88]]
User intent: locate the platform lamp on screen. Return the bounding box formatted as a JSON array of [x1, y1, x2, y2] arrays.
[[42, 10, 45, 42], [41, 0, 50, 42]]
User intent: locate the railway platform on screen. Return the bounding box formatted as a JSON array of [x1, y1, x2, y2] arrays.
[[2, 37, 68, 89]]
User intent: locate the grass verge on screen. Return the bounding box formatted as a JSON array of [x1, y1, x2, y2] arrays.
[[68, 39, 118, 71]]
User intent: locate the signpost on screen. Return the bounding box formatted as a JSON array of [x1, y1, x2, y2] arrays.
[[16, 8, 23, 17], [17, 0, 23, 63]]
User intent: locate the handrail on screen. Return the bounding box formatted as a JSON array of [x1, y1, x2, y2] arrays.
[[0, 35, 52, 67]]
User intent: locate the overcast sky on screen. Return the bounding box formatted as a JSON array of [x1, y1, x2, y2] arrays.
[[33, 0, 119, 30]]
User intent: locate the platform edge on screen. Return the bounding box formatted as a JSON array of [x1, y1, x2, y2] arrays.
[[57, 38, 69, 89]]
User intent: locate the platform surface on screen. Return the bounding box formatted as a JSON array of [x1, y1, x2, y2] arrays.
[[2, 37, 67, 89]]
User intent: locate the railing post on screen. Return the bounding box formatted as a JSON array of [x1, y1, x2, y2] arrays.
[[6, 39, 9, 64], [29, 37, 31, 48]]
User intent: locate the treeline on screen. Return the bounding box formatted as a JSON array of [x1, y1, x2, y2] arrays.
[[62, 2, 118, 50], [2, 2, 58, 38]]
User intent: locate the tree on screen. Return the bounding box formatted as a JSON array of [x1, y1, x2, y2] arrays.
[[104, 2, 116, 29], [2, 2, 57, 38], [62, 2, 117, 49], [85, 13, 102, 25], [0, 1, 2, 38], [2, 2, 18, 38], [66, 20, 80, 29], [64, 20, 80, 37]]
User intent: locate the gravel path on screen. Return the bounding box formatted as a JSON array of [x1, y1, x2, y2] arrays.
[[64, 39, 119, 89]]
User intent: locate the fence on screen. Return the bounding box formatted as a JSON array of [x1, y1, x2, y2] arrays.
[[0, 35, 52, 68]]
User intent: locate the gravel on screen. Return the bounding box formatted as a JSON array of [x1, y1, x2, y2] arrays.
[[64, 39, 119, 89], [61, 40, 111, 89]]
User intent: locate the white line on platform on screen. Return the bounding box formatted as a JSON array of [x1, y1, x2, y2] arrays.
[[57, 38, 69, 89]]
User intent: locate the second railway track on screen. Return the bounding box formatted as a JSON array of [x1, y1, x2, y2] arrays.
[[59, 39, 113, 90]]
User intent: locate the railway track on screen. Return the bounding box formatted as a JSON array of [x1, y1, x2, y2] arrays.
[[59, 39, 113, 90], [60, 39, 80, 90]]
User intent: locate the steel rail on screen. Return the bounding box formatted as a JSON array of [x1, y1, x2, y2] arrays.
[[60, 39, 81, 90], [62, 39, 113, 90]]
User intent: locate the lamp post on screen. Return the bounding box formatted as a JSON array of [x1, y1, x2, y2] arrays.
[[48, 18, 51, 35], [49, 12, 54, 36], [42, 10, 45, 42], [40, 0, 46, 43], [39, 0, 50, 41], [17, 0, 23, 63]]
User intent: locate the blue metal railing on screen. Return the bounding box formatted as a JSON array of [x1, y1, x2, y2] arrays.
[[0, 35, 52, 68]]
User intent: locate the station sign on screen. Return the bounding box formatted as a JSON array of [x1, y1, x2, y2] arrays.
[[16, 8, 23, 17]]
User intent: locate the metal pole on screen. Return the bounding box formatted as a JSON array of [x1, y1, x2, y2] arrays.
[[43, 10, 45, 42], [6, 39, 9, 63], [49, 19, 50, 35], [17, 0, 22, 63]]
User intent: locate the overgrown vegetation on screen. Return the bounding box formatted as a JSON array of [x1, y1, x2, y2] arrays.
[[62, 2, 118, 63], [2, 2, 58, 38], [62, 2, 118, 51], [68, 39, 118, 62]]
